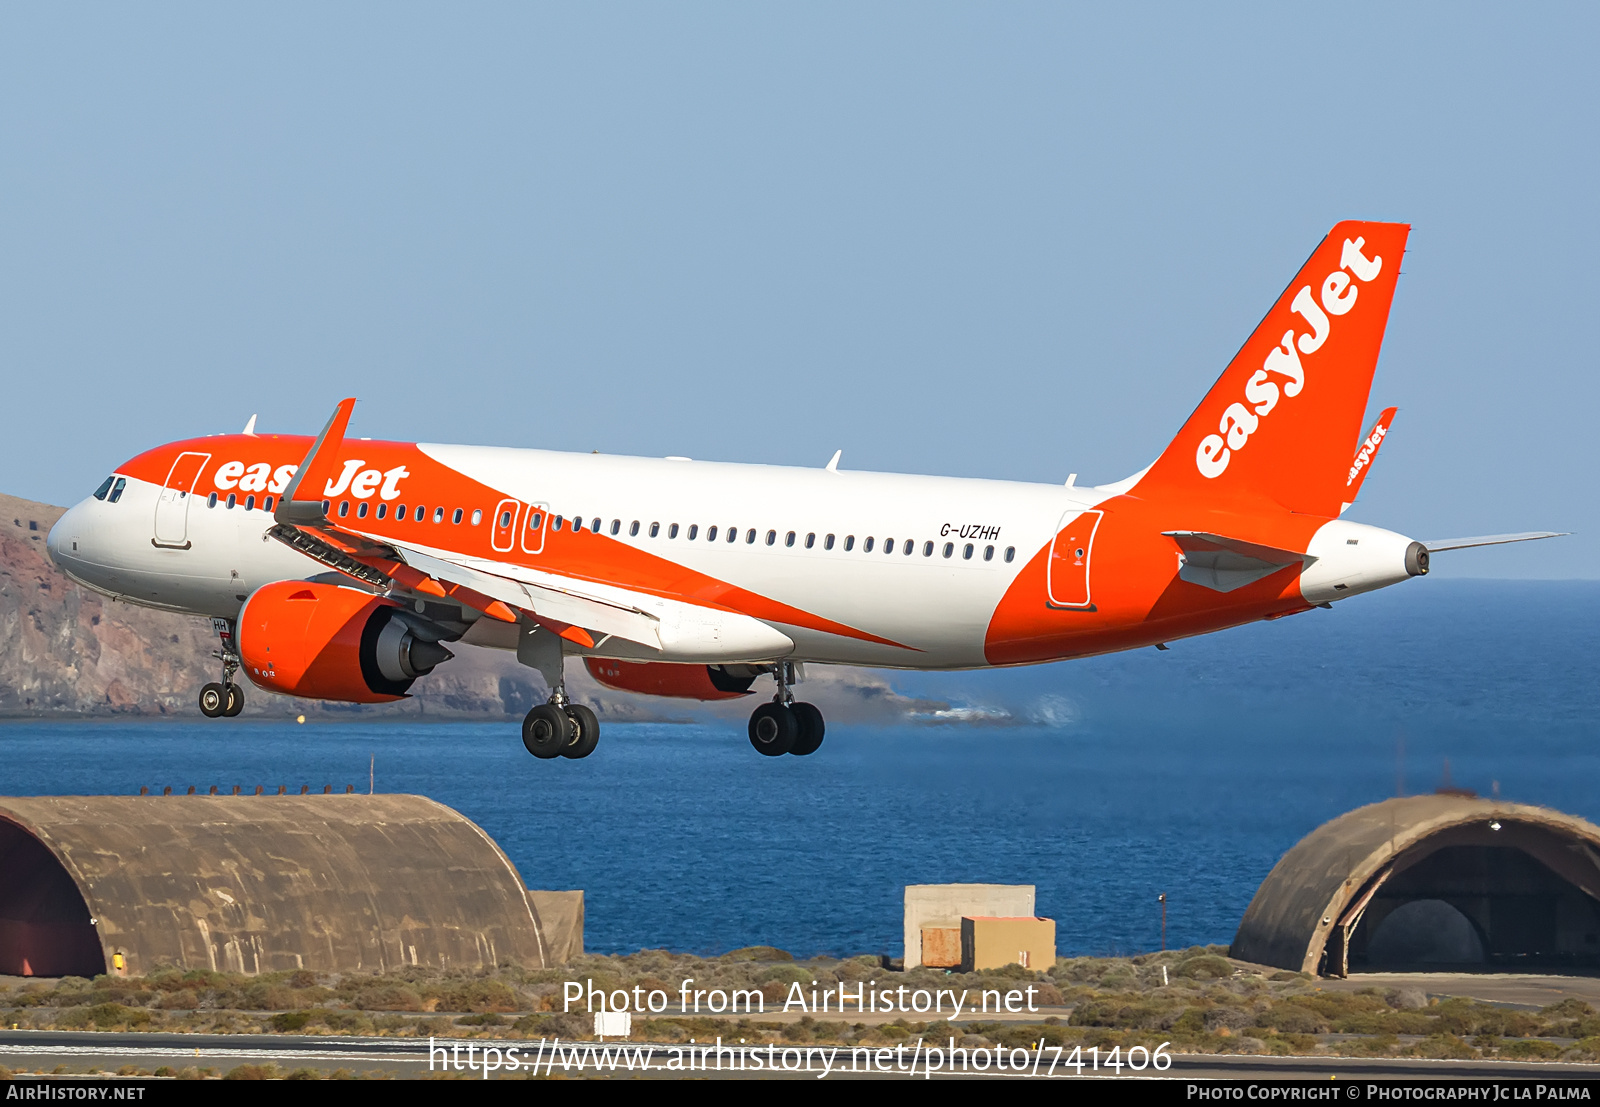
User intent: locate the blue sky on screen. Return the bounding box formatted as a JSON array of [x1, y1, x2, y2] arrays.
[[2, 4, 1593, 577]]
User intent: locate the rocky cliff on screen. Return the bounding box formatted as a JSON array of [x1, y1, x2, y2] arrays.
[[0, 492, 942, 722]]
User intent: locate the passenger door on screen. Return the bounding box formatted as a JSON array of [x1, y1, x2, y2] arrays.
[[1046, 509, 1103, 609], [152, 452, 211, 549]]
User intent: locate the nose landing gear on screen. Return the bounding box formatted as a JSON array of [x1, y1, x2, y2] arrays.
[[199, 618, 244, 719], [747, 661, 824, 757]]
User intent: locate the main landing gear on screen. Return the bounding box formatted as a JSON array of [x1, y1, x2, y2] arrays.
[[514, 623, 601, 761], [748, 661, 824, 757], [521, 681, 600, 760], [199, 618, 244, 719]]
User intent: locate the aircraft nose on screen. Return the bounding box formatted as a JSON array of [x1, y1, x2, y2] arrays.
[[46, 502, 84, 569], [45, 512, 64, 563]]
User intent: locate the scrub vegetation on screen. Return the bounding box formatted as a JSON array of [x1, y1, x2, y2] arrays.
[[3, 947, 1600, 1066]]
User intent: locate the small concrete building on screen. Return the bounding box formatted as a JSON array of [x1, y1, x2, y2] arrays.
[[1232, 795, 1600, 977], [904, 884, 1035, 970], [0, 794, 576, 977], [960, 916, 1056, 972]]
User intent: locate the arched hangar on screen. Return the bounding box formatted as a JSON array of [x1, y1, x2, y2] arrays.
[[0, 794, 563, 977], [1232, 795, 1600, 977]]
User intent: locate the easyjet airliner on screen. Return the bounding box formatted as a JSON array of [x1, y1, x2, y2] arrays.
[[45, 222, 1557, 760]]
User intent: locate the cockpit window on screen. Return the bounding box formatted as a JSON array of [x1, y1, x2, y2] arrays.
[[108, 478, 126, 503], [93, 477, 114, 501]]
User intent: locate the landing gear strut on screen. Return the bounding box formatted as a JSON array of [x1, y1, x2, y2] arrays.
[[200, 618, 244, 719], [748, 661, 824, 757], [518, 659, 601, 761]]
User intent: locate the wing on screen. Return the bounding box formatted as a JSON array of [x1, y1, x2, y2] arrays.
[[268, 399, 792, 659]]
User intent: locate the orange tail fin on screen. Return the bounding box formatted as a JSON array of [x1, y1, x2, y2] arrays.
[[1135, 221, 1409, 517]]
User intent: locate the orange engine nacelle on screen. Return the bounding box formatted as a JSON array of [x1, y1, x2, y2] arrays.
[[584, 658, 759, 701], [238, 581, 453, 703]]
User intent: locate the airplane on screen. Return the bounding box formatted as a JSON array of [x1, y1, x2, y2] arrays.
[[45, 220, 1559, 761]]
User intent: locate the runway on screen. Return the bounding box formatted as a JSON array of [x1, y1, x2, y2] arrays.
[[3, 1030, 1599, 1080]]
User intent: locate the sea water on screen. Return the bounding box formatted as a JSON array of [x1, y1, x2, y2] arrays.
[[1, 580, 1595, 958]]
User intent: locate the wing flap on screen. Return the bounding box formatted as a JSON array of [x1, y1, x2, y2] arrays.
[[393, 543, 664, 649]]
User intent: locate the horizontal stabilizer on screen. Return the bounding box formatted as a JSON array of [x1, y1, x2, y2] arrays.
[[1163, 531, 1313, 593], [1421, 532, 1567, 552]]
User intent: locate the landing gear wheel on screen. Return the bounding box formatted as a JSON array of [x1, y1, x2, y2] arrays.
[[522, 704, 574, 759], [788, 702, 824, 756], [222, 684, 244, 717], [199, 683, 226, 719], [748, 701, 798, 756], [561, 704, 600, 759]]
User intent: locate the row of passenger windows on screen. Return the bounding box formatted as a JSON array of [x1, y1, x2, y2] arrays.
[[203, 492, 1018, 564], [203, 492, 483, 526], [525, 512, 1017, 564], [207, 492, 276, 512]]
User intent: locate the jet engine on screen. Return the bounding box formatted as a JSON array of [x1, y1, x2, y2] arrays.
[[584, 658, 760, 701], [238, 581, 454, 702]]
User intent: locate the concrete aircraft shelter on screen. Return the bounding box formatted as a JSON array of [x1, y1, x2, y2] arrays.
[[1232, 795, 1600, 977], [0, 794, 567, 978]]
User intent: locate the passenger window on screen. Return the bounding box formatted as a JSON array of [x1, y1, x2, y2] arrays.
[[228, 494, 239, 509], [353, 500, 364, 518], [864, 537, 874, 552], [434, 507, 444, 523], [375, 503, 384, 520], [687, 524, 698, 540], [337, 500, 349, 517], [93, 477, 114, 501], [805, 533, 815, 549], [322, 500, 330, 513], [669, 523, 680, 539], [963, 543, 974, 560], [766, 530, 777, 546], [727, 526, 737, 543], [471, 508, 482, 525], [554, 515, 565, 531], [453, 508, 463, 524], [923, 541, 934, 557], [707, 525, 718, 541], [610, 520, 621, 536], [884, 537, 895, 555], [824, 534, 835, 550], [499, 510, 512, 528], [1004, 546, 1016, 562], [984, 544, 995, 561], [845, 535, 855, 551], [529, 512, 543, 530], [396, 504, 407, 520], [942, 542, 954, 558], [745, 528, 756, 544], [649, 522, 659, 537], [207, 492, 218, 508], [629, 520, 640, 537], [264, 495, 274, 511], [785, 531, 796, 547]]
